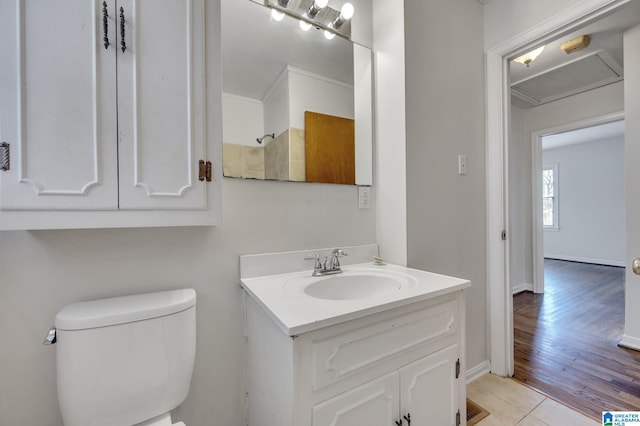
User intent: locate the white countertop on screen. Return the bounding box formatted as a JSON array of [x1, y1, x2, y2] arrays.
[[241, 262, 471, 336]]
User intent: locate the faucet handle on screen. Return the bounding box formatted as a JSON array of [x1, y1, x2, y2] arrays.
[[304, 252, 322, 271], [332, 249, 348, 258], [329, 249, 348, 269]]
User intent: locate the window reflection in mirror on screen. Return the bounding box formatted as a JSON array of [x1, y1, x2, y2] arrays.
[[221, 0, 372, 185]]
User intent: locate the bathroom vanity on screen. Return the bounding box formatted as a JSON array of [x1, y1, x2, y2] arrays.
[[240, 245, 470, 426]]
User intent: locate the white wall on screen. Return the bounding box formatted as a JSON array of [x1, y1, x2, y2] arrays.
[[263, 70, 290, 137], [372, 0, 406, 266], [484, 0, 606, 49], [623, 24, 640, 349], [288, 68, 354, 129], [222, 94, 264, 146], [404, 0, 487, 373], [543, 137, 625, 266]]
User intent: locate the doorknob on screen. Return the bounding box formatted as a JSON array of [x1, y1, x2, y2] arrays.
[[633, 258, 640, 275]]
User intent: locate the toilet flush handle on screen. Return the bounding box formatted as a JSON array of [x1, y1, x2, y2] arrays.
[[43, 326, 56, 345]]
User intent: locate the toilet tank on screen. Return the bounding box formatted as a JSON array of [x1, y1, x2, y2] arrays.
[[54, 289, 196, 426]]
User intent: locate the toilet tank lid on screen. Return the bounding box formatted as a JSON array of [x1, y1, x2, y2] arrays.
[[55, 289, 196, 331]]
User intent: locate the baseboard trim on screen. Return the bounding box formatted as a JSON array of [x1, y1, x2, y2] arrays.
[[466, 360, 491, 384], [544, 254, 625, 268], [619, 334, 640, 352], [512, 283, 533, 294]]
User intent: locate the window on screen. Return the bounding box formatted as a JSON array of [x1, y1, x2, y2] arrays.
[[542, 164, 558, 229]]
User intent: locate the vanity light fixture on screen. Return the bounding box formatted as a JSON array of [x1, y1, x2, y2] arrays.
[[307, 0, 328, 19], [323, 30, 335, 40], [271, 9, 285, 21], [513, 45, 545, 68], [331, 3, 354, 30], [299, 20, 312, 31], [264, 0, 354, 40]]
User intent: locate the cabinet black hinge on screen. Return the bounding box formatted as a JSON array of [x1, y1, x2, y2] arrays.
[[456, 409, 461, 426], [455, 358, 460, 379], [198, 160, 212, 182], [501, 230, 507, 241]]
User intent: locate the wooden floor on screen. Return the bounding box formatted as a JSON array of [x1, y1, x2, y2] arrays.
[[513, 259, 640, 420]]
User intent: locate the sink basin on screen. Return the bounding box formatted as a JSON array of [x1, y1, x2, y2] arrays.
[[303, 273, 405, 300]]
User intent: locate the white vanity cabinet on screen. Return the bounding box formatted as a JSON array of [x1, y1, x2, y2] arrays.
[[244, 290, 467, 426], [0, 0, 221, 230]]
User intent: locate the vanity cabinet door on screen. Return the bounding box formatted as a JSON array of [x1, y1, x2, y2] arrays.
[[0, 0, 118, 211], [116, 0, 208, 211], [399, 345, 460, 426], [312, 372, 400, 426]]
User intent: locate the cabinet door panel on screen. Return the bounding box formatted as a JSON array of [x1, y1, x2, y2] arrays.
[[0, 0, 118, 210], [313, 372, 399, 426], [117, 0, 207, 210], [400, 345, 459, 426]]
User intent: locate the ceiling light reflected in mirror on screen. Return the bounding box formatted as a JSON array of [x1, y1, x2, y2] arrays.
[[265, 0, 354, 40], [513, 45, 546, 67]]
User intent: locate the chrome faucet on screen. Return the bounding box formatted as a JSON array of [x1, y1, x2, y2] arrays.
[[305, 248, 348, 276]]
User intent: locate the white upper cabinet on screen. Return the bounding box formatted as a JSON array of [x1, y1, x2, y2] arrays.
[[0, 0, 118, 211], [0, 0, 221, 230]]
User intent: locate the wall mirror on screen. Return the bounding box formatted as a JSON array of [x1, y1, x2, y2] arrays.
[[221, 0, 373, 185]]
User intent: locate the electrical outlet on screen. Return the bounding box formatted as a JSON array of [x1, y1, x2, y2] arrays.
[[358, 186, 371, 209], [458, 155, 467, 175]]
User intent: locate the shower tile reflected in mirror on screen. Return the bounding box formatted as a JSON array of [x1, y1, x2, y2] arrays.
[[265, 131, 289, 181], [242, 146, 265, 180], [222, 143, 243, 178], [224, 128, 306, 181], [290, 128, 306, 182]]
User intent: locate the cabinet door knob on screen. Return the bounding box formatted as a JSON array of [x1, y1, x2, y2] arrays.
[[102, 1, 110, 49], [119, 7, 126, 52], [633, 258, 640, 275]]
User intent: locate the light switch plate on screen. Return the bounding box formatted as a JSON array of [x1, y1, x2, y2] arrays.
[[358, 186, 371, 209], [458, 155, 468, 175]]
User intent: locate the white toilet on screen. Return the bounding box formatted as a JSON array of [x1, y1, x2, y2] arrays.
[[52, 289, 196, 426]]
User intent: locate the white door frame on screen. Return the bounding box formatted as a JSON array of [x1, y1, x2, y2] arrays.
[[486, 0, 632, 377], [531, 112, 625, 295]]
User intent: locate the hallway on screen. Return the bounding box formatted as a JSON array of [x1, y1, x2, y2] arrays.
[[512, 259, 640, 419]]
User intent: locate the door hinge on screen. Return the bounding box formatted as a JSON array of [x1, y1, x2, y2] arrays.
[[455, 358, 461, 379], [198, 159, 212, 182], [501, 230, 507, 241], [456, 409, 461, 426], [0, 142, 9, 171]]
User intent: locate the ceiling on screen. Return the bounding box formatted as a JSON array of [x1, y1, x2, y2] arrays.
[[510, 0, 640, 109], [221, 0, 354, 101], [541, 120, 625, 150]]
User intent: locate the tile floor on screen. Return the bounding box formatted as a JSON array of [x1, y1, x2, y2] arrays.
[[467, 374, 600, 426]]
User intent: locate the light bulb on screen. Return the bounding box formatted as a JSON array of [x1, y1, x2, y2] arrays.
[[271, 9, 285, 21], [315, 0, 329, 8], [299, 20, 312, 31], [324, 30, 335, 40], [340, 3, 354, 20]]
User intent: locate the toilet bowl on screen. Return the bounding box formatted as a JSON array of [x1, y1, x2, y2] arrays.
[[50, 289, 196, 426]]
